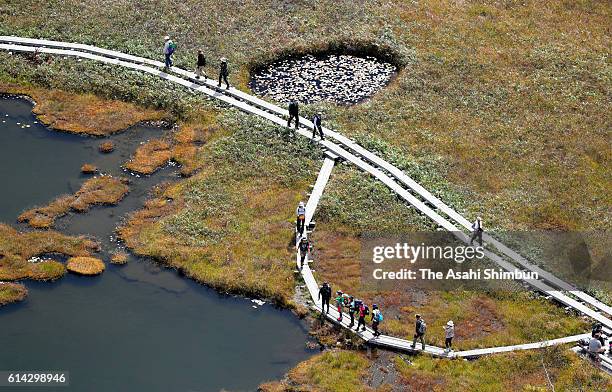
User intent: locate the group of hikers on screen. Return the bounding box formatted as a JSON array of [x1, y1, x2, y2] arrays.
[[163, 36, 229, 89], [316, 282, 456, 353], [162, 36, 326, 141], [317, 282, 384, 338]]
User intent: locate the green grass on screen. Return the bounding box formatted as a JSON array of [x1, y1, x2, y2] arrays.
[[1, 0, 608, 231], [119, 111, 322, 305], [395, 346, 612, 391], [260, 350, 372, 392]]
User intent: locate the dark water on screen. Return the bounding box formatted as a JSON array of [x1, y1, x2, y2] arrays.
[[0, 98, 312, 392]]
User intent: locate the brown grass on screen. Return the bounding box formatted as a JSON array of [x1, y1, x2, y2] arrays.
[[66, 256, 105, 275], [18, 176, 129, 228], [123, 139, 172, 174], [98, 141, 114, 153], [0, 282, 28, 306], [110, 251, 128, 265], [0, 82, 166, 136], [81, 163, 97, 174], [0, 223, 98, 281]]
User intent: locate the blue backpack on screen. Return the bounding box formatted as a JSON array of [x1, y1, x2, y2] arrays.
[[377, 312, 383, 322]]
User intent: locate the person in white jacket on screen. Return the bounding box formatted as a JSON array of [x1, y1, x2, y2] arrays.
[[296, 201, 306, 236], [470, 216, 483, 246], [444, 320, 455, 353]]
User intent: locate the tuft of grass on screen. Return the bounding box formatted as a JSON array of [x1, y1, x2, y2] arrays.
[[0, 223, 98, 281], [123, 139, 172, 174], [98, 141, 114, 153], [18, 175, 129, 227], [66, 256, 105, 275], [110, 251, 128, 265], [0, 282, 28, 306], [0, 82, 167, 136], [80, 163, 97, 174]]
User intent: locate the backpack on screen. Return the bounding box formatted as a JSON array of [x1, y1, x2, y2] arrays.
[[168, 42, 177, 54], [418, 320, 427, 334], [377, 312, 383, 322], [364, 305, 370, 316]]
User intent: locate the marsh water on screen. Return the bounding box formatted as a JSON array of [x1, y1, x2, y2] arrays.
[[0, 97, 313, 392]]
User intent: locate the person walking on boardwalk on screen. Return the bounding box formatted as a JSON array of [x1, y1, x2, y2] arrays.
[[163, 36, 176, 70], [347, 296, 356, 328], [371, 304, 383, 337], [218, 57, 230, 89], [443, 320, 454, 353], [411, 314, 427, 350], [335, 291, 344, 322], [470, 216, 483, 246], [296, 201, 306, 237], [312, 111, 324, 141], [318, 282, 331, 314], [287, 100, 299, 130], [355, 300, 368, 332], [298, 235, 310, 270], [195, 49, 206, 80]]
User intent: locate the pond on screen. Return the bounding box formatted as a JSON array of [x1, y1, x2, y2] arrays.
[[0, 97, 313, 392], [249, 53, 397, 105]]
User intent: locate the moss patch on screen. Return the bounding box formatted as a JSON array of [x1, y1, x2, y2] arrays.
[[18, 175, 129, 228], [0, 282, 28, 306], [98, 141, 114, 153]]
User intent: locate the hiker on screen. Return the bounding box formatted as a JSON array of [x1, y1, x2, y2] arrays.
[[318, 282, 332, 314], [371, 304, 382, 337], [298, 235, 310, 270], [163, 36, 176, 70], [296, 201, 306, 237], [355, 300, 368, 332], [411, 314, 426, 350], [218, 57, 230, 89], [592, 323, 605, 346], [470, 216, 483, 246], [335, 291, 344, 322], [347, 296, 356, 328], [288, 100, 299, 130], [589, 334, 605, 362], [195, 49, 206, 79], [312, 112, 324, 141], [443, 320, 454, 353]]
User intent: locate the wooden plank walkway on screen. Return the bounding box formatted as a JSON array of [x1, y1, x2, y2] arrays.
[[2, 36, 608, 320], [1, 37, 609, 358]]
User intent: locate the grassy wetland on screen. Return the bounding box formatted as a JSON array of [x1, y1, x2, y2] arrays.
[[0, 0, 610, 390]]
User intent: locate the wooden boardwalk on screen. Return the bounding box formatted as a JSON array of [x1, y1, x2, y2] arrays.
[[1, 36, 610, 358]]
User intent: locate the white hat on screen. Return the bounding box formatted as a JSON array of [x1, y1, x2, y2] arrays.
[[220, 57, 227, 62], [299, 201, 304, 207], [477, 216, 482, 221], [164, 36, 170, 41], [317, 111, 322, 115], [447, 320, 454, 326]]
